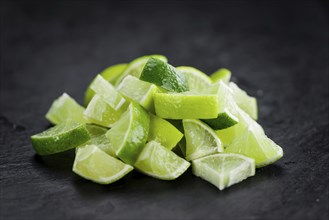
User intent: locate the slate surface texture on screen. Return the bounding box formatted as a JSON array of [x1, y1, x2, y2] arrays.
[[1, 1, 328, 220]]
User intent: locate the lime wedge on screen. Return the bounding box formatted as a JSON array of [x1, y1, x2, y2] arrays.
[[203, 81, 239, 130], [115, 55, 168, 86], [215, 107, 263, 147], [140, 58, 189, 92], [183, 119, 223, 161], [45, 93, 88, 125], [176, 66, 212, 93], [134, 141, 190, 180], [154, 92, 219, 119], [229, 82, 258, 120], [148, 114, 183, 150], [192, 153, 255, 190], [78, 125, 115, 157], [31, 119, 91, 155], [106, 103, 150, 165], [117, 75, 158, 112], [84, 95, 126, 128], [73, 145, 133, 184], [210, 68, 231, 84], [90, 75, 127, 110], [84, 63, 128, 106]]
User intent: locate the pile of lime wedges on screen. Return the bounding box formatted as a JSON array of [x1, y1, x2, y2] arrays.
[[31, 55, 283, 190]]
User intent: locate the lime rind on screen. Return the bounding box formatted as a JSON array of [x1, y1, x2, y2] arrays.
[[115, 55, 168, 87], [45, 93, 88, 125], [73, 145, 133, 184], [106, 103, 150, 165], [31, 119, 91, 155], [183, 119, 223, 161], [134, 141, 190, 180], [140, 58, 189, 93], [154, 92, 220, 119]]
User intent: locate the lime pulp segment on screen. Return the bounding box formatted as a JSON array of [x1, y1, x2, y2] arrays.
[[31, 119, 91, 155], [192, 153, 255, 190], [148, 114, 183, 150], [116, 75, 158, 112], [183, 119, 223, 161], [90, 75, 127, 110], [73, 145, 133, 184], [210, 68, 232, 84], [176, 66, 212, 93], [45, 93, 88, 125], [84, 63, 128, 106], [84, 94, 126, 128]]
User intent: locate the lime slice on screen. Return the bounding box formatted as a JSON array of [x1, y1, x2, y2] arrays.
[[140, 58, 189, 92], [31, 119, 91, 155], [115, 55, 168, 86], [84, 63, 128, 106], [84, 95, 126, 128], [210, 68, 231, 84], [148, 114, 183, 150], [229, 82, 258, 120], [192, 153, 255, 190], [134, 141, 190, 180], [73, 145, 133, 184], [203, 81, 239, 130], [106, 103, 150, 165], [154, 92, 219, 119], [116, 75, 158, 112], [183, 119, 223, 161], [90, 75, 127, 110], [45, 93, 88, 125], [176, 66, 212, 93]]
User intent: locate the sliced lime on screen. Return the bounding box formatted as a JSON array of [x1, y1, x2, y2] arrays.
[[148, 114, 183, 150], [84, 63, 128, 106], [73, 145, 133, 184], [192, 153, 255, 190], [115, 55, 168, 86], [210, 68, 231, 84], [84, 95, 126, 128], [85, 124, 108, 137], [106, 103, 150, 165], [203, 81, 239, 130], [229, 82, 258, 120], [134, 141, 190, 180], [176, 66, 212, 93], [90, 75, 127, 110], [45, 93, 88, 125], [154, 92, 219, 119], [117, 75, 158, 112], [183, 119, 223, 161], [140, 58, 189, 92], [31, 119, 91, 155]]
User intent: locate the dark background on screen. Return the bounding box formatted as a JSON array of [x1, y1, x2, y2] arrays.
[[1, 0, 328, 219]]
